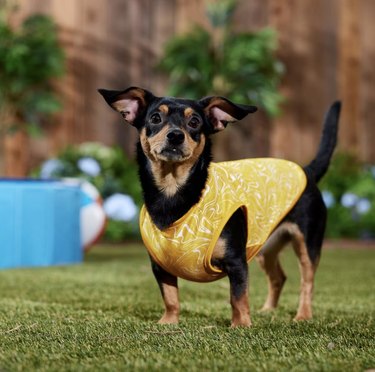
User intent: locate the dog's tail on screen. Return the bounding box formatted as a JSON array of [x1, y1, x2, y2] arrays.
[[304, 101, 341, 183]]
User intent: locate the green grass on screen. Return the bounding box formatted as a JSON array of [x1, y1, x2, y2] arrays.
[[0, 244, 374, 372]]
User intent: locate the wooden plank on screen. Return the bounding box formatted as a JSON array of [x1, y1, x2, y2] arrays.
[[175, 0, 207, 34], [151, 0, 177, 95], [233, 0, 269, 31], [269, 0, 340, 163], [337, 0, 361, 155], [4, 130, 29, 177], [359, 0, 375, 162]]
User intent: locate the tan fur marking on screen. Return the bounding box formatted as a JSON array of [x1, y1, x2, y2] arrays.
[[128, 88, 146, 105], [212, 237, 227, 260], [112, 101, 123, 112], [140, 125, 170, 162], [293, 243, 315, 320], [152, 164, 190, 197], [231, 290, 251, 327], [257, 221, 318, 320], [256, 223, 290, 310], [158, 282, 180, 324], [139, 127, 156, 162], [257, 254, 287, 311], [204, 98, 233, 117], [184, 107, 194, 117], [159, 104, 169, 114], [284, 222, 316, 320], [115, 88, 146, 107], [142, 132, 206, 197]]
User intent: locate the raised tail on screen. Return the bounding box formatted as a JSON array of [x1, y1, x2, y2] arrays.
[[305, 101, 341, 183]]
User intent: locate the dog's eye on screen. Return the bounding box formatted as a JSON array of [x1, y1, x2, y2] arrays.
[[150, 113, 162, 125], [188, 117, 200, 129]]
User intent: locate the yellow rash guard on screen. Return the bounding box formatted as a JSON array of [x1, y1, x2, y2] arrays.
[[140, 158, 307, 283]]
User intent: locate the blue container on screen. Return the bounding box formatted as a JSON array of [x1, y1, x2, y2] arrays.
[[0, 180, 82, 269]]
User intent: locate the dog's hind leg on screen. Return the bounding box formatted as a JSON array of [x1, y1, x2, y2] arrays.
[[288, 222, 321, 321], [256, 225, 290, 311], [257, 255, 287, 311], [151, 259, 180, 324]]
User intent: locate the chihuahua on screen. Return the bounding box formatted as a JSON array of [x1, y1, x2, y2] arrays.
[[99, 87, 340, 327]]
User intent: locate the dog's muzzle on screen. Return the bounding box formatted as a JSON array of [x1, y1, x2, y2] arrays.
[[156, 129, 190, 161], [166, 129, 185, 146]]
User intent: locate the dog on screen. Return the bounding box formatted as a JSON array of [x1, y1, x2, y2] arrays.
[[99, 87, 341, 327]]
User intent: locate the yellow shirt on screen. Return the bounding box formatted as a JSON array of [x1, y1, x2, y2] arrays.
[[140, 159, 307, 282]]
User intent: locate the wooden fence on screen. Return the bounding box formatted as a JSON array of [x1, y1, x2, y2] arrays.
[[2, 0, 374, 176]]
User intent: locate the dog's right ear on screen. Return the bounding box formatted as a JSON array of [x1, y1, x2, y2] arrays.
[[98, 87, 154, 126]]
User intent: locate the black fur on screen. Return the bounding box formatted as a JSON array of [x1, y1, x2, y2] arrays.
[[305, 101, 341, 182], [136, 139, 212, 230], [286, 101, 341, 262], [212, 208, 248, 299]]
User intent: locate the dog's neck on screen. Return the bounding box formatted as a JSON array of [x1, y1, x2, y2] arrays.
[[137, 140, 212, 230]]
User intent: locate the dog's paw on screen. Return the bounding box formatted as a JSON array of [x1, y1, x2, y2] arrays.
[[158, 314, 179, 324], [230, 317, 252, 328], [259, 304, 276, 312], [293, 313, 312, 321]]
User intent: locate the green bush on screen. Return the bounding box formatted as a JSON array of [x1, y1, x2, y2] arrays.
[[320, 153, 375, 239], [157, 0, 284, 117], [0, 9, 64, 135], [33, 142, 142, 242]]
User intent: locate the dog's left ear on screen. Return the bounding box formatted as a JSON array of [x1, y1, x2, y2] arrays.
[[199, 96, 257, 133], [98, 87, 154, 126]]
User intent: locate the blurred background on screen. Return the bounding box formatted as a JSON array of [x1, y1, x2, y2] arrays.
[[1, 0, 374, 243]]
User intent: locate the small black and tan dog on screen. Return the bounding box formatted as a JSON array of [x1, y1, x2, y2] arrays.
[[99, 87, 340, 327]]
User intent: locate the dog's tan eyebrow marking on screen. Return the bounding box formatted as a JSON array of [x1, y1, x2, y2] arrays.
[[184, 107, 194, 117], [159, 104, 169, 114]]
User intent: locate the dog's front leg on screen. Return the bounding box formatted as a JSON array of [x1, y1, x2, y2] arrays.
[[218, 209, 251, 327], [226, 258, 251, 327], [150, 258, 180, 324]]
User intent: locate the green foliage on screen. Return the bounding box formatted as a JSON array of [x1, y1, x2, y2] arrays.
[[32, 142, 142, 242], [158, 1, 284, 116], [0, 10, 64, 134], [320, 153, 375, 239]]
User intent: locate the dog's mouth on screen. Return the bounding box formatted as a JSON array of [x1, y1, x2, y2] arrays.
[[156, 146, 190, 162]]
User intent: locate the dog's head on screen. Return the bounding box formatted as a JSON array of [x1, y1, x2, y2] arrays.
[[98, 87, 257, 163]]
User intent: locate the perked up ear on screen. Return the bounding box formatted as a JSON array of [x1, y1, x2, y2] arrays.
[[199, 96, 257, 133], [98, 87, 154, 125]]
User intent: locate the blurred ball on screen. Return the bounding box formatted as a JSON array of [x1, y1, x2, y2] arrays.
[[63, 179, 106, 251]]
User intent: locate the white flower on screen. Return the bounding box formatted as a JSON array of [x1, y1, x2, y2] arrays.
[[77, 157, 101, 177], [103, 193, 138, 222], [322, 190, 335, 208], [341, 192, 359, 208], [356, 198, 371, 215], [40, 159, 64, 179]]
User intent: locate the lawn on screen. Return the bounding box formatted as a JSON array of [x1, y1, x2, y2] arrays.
[[0, 243, 374, 372]]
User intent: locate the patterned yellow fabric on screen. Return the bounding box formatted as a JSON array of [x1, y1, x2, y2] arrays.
[[140, 158, 307, 283]]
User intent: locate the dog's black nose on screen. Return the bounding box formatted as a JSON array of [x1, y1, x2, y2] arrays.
[[167, 129, 185, 145]]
